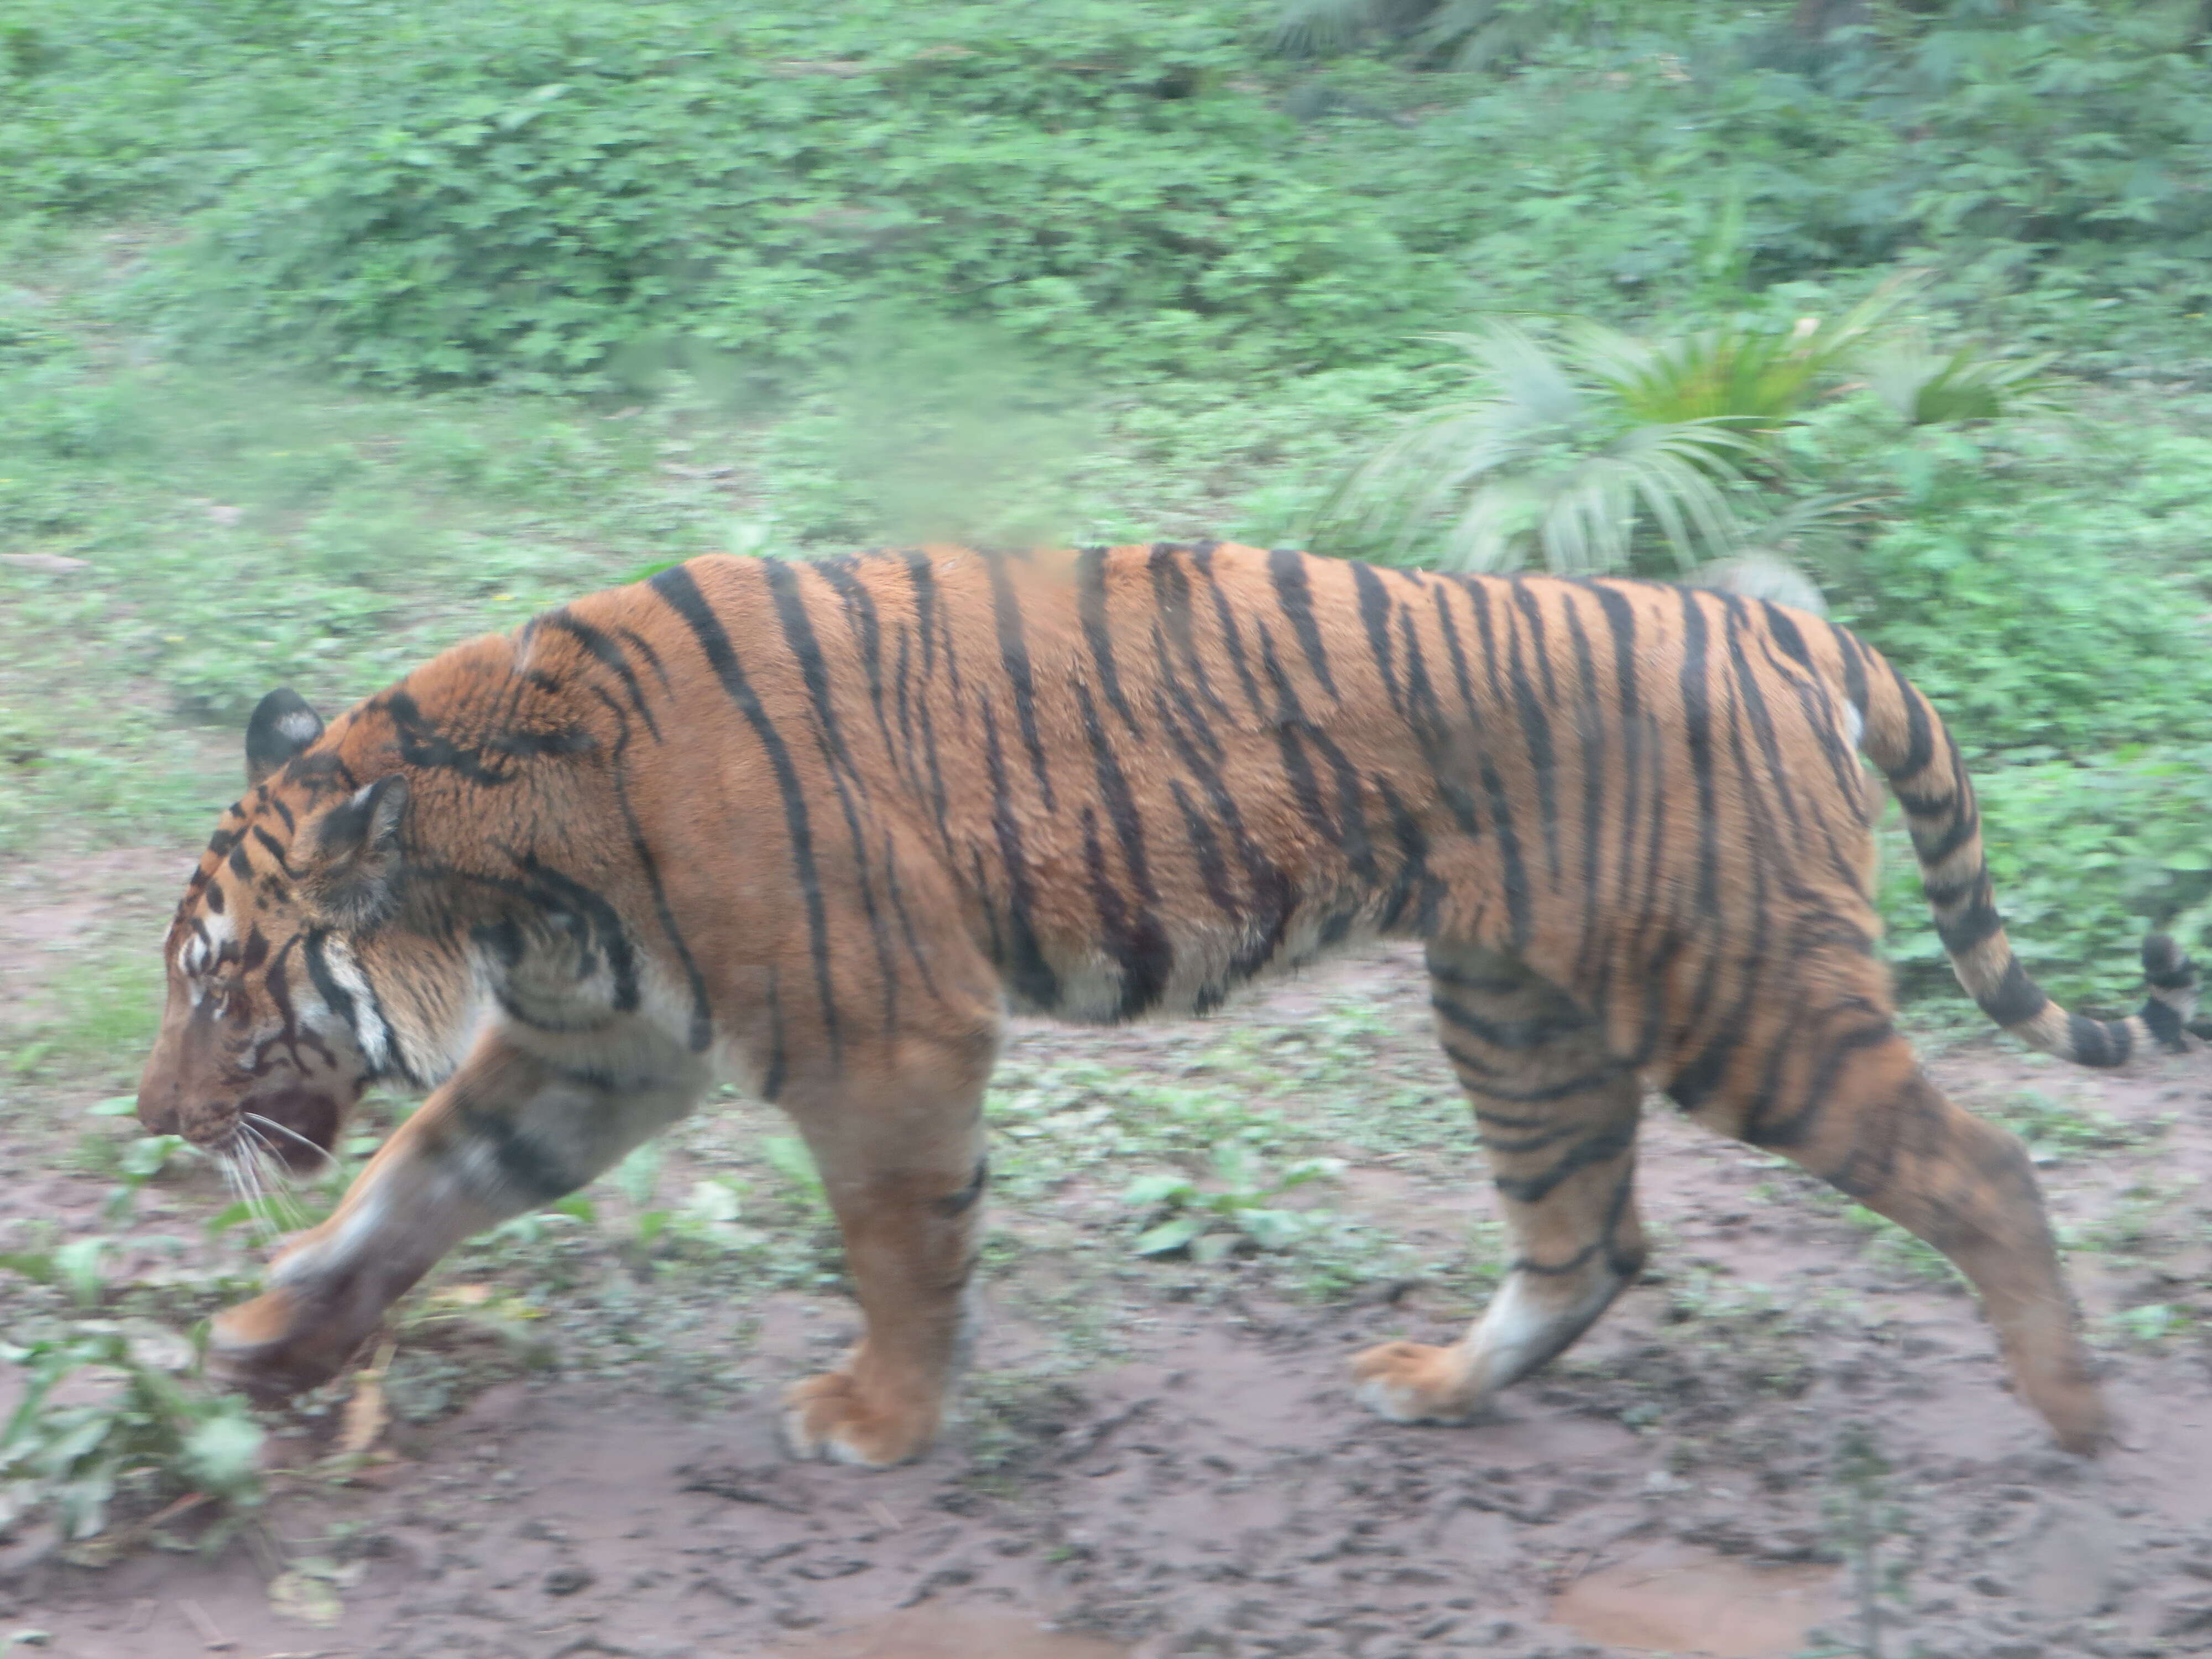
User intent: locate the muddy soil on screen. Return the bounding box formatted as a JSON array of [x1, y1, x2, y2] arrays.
[[4, 855, 2212, 1659]]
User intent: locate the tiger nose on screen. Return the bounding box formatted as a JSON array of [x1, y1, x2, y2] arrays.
[[137, 1093, 181, 1134]]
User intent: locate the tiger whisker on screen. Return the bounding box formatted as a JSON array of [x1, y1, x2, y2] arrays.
[[245, 1111, 335, 1170], [229, 1123, 308, 1234]]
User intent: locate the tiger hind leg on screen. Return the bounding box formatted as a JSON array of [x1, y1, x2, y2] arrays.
[[1678, 966, 2106, 1455], [1353, 946, 1644, 1423]]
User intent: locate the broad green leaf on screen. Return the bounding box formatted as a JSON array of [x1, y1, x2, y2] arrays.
[[1134, 1214, 1210, 1257], [613, 1141, 661, 1211], [1239, 1210, 1307, 1251], [181, 1411, 265, 1496], [1120, 1173, 1193, 1211]]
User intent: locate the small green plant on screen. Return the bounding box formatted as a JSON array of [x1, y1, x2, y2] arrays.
[[1841, 1204, 1959, 1288], [1828, 1422, 1903, 1659], [762, 1136, 831, 1217], [72, 1097, 199, 1223], [668, 1177, 754, 1253], [0, 1326, 265, 1548], [1123, 1144, 1343, 1262], [2108, 1302, 2188, 1348], [0, 1235, 115, 1308], [1988, 1088, 2145, 1165], [612, 1141, 670, 1253]]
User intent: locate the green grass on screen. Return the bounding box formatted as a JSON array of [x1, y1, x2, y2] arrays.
[[3, 949, 164, 1086]]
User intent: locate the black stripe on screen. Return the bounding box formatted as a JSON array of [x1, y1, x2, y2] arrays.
[[813, 557, 900, 768], [1479, 757, 1532, 948], [1933, 899, 2005, 954], [1762, 601, 1814, 674], [981, 699, 1060, 1010], [1154, 622, 1226, 765], [1397, 608, 1479, 833], [543, 609, 662, 743], [1257, 626, 1342, 854], [2066, 1012, 2128, 1067], [1149, 544, 1229, 717], [1920, 873, 1984, 909], [758, 573, 901, 1034], [1892, 666, 1934, 781], [1351, 561, 1402, 715], [1269, 547, 1339, 699], [1591, 586, 1645, 905], [1742, 1019, 1894, 1150], [987, 555, 1056, 812], [1431, 995, 1592, 1051], [1492, 1118, 1638, 1205], [1374, 775, 1442, 933], [1976, 957, 2048, 1027], [2145, 996, 2185, 1052], [1073, 682, 1159, 905], [617, 627, 674, 697], [450, 1101, 578, 1207], [937, 1156, 989, 1219], [1194, 544, 1266, 717], [760, 968, 786, 1102], [589, 686, 713, 1053], [650, 565, 841, 1053], [1677, 588, 1720, 914], [1723, 599, 1802, 837], [1167, 780, 1240, 916], [250, 825, 295, 872], [511, 855, 641, 1013], [300, 930, 354, 1032], [880, 835, 947, 1006], [1911, 804, 1981, 869], [1151, 691, 1295, 975], [1467, 1061, 1632, 1108], [1833, 624, 1870, 722], [1078, 546, 1142, 737], [907, 553, 939, 684], [1561, 593, 1606, 981], [765, 561, 864, 787], [1081, 807, 1173, 1019]]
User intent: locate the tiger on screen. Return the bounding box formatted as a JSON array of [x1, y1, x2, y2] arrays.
[[135, 541, 2196, 1467]]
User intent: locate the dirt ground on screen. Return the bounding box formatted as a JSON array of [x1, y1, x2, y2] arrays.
[[4, 850, 2212, 1659]]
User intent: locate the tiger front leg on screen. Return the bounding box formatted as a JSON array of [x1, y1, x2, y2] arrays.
[[777, 1033, 997, 1469], [210, 1031, 703, 1401]]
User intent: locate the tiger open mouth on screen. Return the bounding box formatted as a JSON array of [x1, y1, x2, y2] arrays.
[[229, 1087, 344, 1172]]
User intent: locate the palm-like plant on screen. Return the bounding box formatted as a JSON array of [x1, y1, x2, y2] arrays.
[[1858, 333, 2054, 426], [1308, 285, 1920, 583], [1311, 319, 1761, 577]]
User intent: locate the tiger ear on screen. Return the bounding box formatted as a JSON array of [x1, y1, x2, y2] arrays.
[[301, 775, 410, 928], [246, 688, 326, 786]]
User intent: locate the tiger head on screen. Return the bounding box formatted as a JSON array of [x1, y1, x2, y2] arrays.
[[136, 687, 461, 1169]]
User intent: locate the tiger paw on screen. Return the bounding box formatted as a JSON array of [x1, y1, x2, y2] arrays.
[[1350, 1339, 1478, 1424], [207, 1286, 362, 1405], [780, 1368, 939, 1468]]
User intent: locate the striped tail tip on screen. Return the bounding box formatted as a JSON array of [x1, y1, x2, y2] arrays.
[[2142, 932, 2198, 1054]]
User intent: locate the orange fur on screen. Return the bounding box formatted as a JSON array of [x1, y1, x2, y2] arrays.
[[137, 544, 2192, 1460]]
